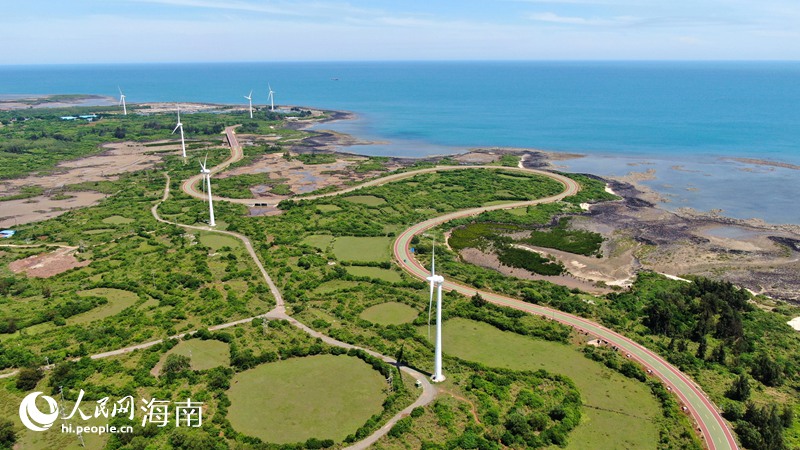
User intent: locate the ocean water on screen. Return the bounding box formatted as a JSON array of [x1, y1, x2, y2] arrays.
[[0, 61, 798, 223]]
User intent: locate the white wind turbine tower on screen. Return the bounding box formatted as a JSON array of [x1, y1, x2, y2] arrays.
[[118, 87, 127, 115], [267, 84, 276, 111], [426, 241, 446, 383], [199, 154, 216, 227], [172, 109, 186, 158], [244, 90, 253, 119]]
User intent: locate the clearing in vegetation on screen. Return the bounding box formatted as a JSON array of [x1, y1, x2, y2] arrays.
[[198, 233, 241, 251], [301, 234, 335, 250], [156, 339, 230, 374], [72, 288, 139, 325], [332, 236, 393, 262], [227, 354, 386, 444], [343, 195, 386, 207], [359, 302, 419, 326], [440, 318, 660, 450], [345, 266, 402, 282], [101, 215, 134, 225]]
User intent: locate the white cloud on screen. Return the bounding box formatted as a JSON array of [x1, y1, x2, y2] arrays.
[[527, 12, 640, 26]]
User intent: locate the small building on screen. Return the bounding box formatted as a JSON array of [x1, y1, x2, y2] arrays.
[[0, 230, 16, 238], [60, 116, 77, 121]]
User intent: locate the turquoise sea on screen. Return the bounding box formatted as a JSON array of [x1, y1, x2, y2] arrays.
[[0, 61, 798, 223]]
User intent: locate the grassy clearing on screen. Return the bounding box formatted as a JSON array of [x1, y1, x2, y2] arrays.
[[71, 288, 139, 325], [227, 354, 386, 443], [314, 280, 361, 294], [198, 232, 241, 251], [101, 215, 134, 225], [316, 204, 341, 213], [160, 339, 229, 372], [301, 234, 334, 250], [343, 195, 386, 207], [359, 302, 418, 325], [441, 318, 660, 450], [332, 236, 393, 262], [345, 266, 402, 282]]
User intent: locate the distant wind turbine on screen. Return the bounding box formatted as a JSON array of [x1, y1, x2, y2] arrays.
[[118, 87, 127, 115], [199, 153, 216, 227], [172, 109, 186, 158], [244, 90, 253, 119], [267, 84, 275, 111], [426, 241, 445, 383]]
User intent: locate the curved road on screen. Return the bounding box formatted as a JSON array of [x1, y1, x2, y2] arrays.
[[392, 176, 738, 450], [180, 131, 736, 449], [2, 129, 736, 448]]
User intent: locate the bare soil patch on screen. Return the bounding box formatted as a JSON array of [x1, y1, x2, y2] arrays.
[[8, 247, 90, 278], [0, 141, 175, 227], [218, 152, 402, 202]]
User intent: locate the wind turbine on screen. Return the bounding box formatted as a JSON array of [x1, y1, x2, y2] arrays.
[[244, 90, 253, 119], [426, 241, 445, 383], [267, 84, 275, 111], [172, 109, 186, 158], [118, 87, 127, 115], [199, 154, 216, 227]]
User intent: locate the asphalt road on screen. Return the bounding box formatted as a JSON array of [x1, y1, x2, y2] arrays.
[[392, 168, 738, 450]]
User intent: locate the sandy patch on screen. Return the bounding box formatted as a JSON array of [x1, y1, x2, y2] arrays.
[[218, 152, 402, 200], [0, 192, 107, 228], [8, 247, 90, 278], [459, 247, 612, 295]]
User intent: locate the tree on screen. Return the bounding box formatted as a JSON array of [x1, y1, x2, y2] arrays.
[[0, 419, 17, 449], [696, 336, 708, 360], [751, 353, 783, 387], [471, 292, 487, 307], [162, 354, 191, 377], [727, 374, 750, 401], [16, 367, 44, 391]]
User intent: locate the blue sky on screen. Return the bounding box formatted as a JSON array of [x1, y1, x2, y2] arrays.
[[2, 0, 798, 64]]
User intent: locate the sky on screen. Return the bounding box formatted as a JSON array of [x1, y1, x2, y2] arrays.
[[2, 0, 799, 64]]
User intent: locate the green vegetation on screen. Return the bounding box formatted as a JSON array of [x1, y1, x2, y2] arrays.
[[441, 318, 661, 450], [359, 302, 418, 325], [345, 266, 402, 282], [301, 234, 335, 250], [70, 288, 139, 325], [354, 157, 389, 173], [212, 173, 270, 198], [295, 153, 337, 165], [344, 195, 387, 206], [524, 217, 604, 256], [161, 338, 230, 371], [497, 154, 520, 167], [332, 236, 393, 262], [227, 354, 387, 443], [101, 215, 134, 225]]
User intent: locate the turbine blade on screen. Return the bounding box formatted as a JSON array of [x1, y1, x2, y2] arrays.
[[431, 240, 436, 276], [204, 152, 208, 169], [172, 124, 180, 134]]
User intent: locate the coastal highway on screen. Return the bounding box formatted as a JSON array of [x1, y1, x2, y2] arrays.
[[392, 168, 739, 450]]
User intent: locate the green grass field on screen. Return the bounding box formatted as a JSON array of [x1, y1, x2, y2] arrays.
[[440, 318, 660, 450], [345, 266, 402, 282], [343, 195, 386, 207], [198, 232, 241, 251], [314, 280, 361, 294], [160, 339, 229, 372], [359, 302, 419, 325], [301, 234, 335, 250], [227, 354, 386, 443], [316, 204, 341, 213], [71, 288, 139, 325], [101, 215, 134, 225], [332, 236, 393, 262]]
